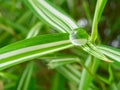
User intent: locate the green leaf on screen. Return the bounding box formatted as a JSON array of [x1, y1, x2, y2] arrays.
[[0, 24, 16, 37], [24, 0, 78, 33], [16, 62, 34, 90], [23, 0, 112, 63], [41, 53, 81, 85], [78, 56, 100, 90], [0, 72, 17, 80], [0, 16, 28, 36], [48, 57, 79, 69], [56, 65, 80, 85], [26, 22, 42, 39], [0, 32, 113, 71], [16, 11, 32, 24], [98, 45, 120, 64], [82, 42, 112, 62], [0, 33, 73, 70], [50, 72, 66, 90]]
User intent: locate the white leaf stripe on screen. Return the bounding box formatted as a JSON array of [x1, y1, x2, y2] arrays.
[[0, 40, 71, 59]]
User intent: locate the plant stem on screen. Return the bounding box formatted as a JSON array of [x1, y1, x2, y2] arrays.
[[90, 0, 107, 42]]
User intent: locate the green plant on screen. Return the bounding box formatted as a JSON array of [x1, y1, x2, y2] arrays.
[[0, 0, 120, 90]]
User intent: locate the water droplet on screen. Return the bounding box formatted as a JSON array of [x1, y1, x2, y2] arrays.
[[69, 28, 89, 46]]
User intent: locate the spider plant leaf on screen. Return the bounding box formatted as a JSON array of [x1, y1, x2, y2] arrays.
[[41, 54, 81, 85], [82, 42, 112, 62], [0, 33, 73, 70], [98, 45, 120, 64], [78, 56, 100, 90], [26, 22, 42, 39], [24, 0, 78, 33], [48, 57, 79, 69], [23, 0, 112, 63], [56, 65, 80, 85], [16, 62, 34, 90]]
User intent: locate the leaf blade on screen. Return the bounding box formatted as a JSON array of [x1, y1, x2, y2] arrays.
[[0, 33, 73, 70]]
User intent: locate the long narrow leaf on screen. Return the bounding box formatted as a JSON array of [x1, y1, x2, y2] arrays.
[[26, 22, 42, 39], [24, 0, 78, 33], [48, 57, 79, 69], [0, 33, 73, 70], [16, 62, 34, 90], [50, 72, 66, 90], [98, 45, 120, 63], [78, 56, 100, 90]]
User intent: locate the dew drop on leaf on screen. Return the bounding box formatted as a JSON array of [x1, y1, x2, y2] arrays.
[[69, 28, 89, 46]]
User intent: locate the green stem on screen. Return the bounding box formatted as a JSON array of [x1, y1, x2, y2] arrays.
[[90, 0, 107, 42], [78, 56, 100, 90]]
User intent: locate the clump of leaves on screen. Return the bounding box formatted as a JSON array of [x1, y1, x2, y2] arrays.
[[0, 0, 120, 90]]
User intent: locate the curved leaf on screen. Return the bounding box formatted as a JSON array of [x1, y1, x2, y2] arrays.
[[24, 0, 78, 33], [0, 33, 73, 70]]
